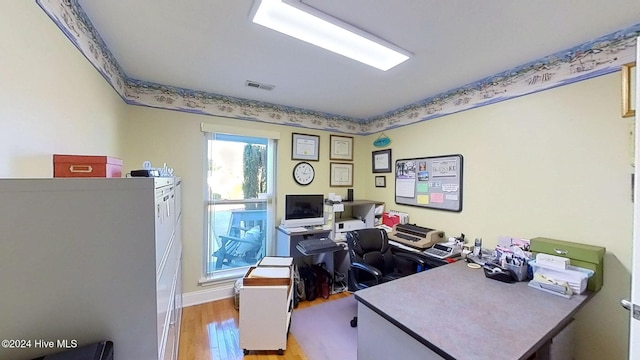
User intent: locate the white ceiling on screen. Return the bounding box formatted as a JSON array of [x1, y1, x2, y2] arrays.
[[77, 0, 640, 120]]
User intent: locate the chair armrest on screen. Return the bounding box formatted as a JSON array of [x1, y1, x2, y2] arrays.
[[394, 252, 427, 268], [219, 235, 256, 244], [350, 262, 383, 283]]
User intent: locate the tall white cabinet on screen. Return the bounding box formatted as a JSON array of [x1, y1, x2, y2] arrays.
[[0, 178, 182, 360]]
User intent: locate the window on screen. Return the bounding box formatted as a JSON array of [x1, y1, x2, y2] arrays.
[[201, 124, 278, 281]]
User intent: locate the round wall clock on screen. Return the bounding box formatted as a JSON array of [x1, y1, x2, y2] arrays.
[[293, 162, 315, 185]]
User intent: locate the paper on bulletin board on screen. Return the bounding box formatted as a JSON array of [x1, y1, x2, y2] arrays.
[[442, 183, 459, 192], [396, 178, 415, 197], [417, 195, 429, 204], [430, 193, 444, 203]]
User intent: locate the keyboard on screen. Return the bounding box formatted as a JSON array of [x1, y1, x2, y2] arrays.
[[281, 226, 308, 234], [296, 238, 343, 254], [395, 233, 420, 242]]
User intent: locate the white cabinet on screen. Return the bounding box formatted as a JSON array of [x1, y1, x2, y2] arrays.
[[0, 178, 182, 360], [239, 259, 294, 355]]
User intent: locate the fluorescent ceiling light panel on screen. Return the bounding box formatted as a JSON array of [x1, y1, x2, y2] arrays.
[[251, 0, 411, 71]]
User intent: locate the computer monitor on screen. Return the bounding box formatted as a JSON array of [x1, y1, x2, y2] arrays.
[[281, 194, 325, 228]]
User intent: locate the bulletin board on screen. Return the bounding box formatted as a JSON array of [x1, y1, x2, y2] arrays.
[[394, 154, 463, 212]]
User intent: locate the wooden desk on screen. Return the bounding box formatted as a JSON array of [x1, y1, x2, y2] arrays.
[[355, 261, 591, 360]]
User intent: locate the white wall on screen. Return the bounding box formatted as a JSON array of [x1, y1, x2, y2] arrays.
[[0, 2, 126, 177], [356, 73, 633, 360]]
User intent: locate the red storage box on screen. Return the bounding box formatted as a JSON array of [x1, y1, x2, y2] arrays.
[[382, 212, 401, 227], [53, 154, 123, 178]]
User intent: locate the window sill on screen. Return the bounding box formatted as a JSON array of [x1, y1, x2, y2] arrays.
[[199, 266, 250, 286]]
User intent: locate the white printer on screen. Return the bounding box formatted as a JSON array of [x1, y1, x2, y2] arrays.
[[334, 219, 366, 233]]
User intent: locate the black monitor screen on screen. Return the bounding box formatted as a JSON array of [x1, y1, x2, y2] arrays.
[[284, 194, 324, 221]]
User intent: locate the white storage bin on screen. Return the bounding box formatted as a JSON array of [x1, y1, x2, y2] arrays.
[[529, 260, 594, 295]]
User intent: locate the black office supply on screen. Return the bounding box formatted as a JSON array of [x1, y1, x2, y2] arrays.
[[130, 169, 160, 177], [31, 341, 113, 360], [346, 188, 353, 201], [296, 238, 343, 255], [483, 262, 517, 283]]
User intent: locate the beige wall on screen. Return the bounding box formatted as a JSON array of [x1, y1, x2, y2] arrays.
[[122, 74, 631, 360], [0, 2, 126, 177], [354, 73, 633, 360], [2, 2, 633, 358], [120, 106, 342, 296]]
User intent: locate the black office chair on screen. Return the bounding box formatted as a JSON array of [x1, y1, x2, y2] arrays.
[[346, 228, 426, 327]]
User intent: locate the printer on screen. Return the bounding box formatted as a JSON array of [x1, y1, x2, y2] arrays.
[[335, 219, 366, 233]]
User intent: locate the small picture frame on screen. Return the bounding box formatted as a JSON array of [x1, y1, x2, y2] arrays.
[[375, 176, 386, 188], [292, 133, 320, 161], [622, 62, 636, 118], [330, 162, 353, 187], [330, 135, 354, 161], [372, 149, 392, 173]]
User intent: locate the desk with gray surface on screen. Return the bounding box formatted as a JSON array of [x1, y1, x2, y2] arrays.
[[355, 260, 592, 360]]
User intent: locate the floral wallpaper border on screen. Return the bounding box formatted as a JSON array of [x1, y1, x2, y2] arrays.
[[37, 0, 640, 135]]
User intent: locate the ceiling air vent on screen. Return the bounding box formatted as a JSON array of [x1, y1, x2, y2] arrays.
[[245, 80, 275, 91]]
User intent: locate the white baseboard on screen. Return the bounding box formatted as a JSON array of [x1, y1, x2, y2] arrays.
[[181, 282, 235, 307]]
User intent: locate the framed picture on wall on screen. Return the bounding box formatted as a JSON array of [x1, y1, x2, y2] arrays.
[[622, 62, 636, 118], [375, 176, 386, 188], [330, 135, 354, 161], [330, 162, 353, 187], [372, 149, 392, 173], [292, 133, 320, 161]]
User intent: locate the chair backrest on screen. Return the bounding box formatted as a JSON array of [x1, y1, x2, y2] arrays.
[[228, 209, 266, 259], [346, 228, 395, 276], [228, 209, 266, 237]]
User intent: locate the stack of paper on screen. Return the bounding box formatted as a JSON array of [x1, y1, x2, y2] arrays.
[[528, 260, 593, 296], [248, 267, 290, 279]]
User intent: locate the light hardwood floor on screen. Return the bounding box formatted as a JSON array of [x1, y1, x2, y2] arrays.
[[177, 292, 352, 360]]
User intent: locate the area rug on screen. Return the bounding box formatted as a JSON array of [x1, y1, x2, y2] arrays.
[[290, 296, 358, 360]]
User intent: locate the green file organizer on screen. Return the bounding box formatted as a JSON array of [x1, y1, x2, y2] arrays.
[[530, 237, 605, 292]]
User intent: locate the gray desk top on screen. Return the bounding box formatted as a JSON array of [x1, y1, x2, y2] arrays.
[[355, 261, 591, 360]]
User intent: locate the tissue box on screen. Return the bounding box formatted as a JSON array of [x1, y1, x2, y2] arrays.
[[530, 237, 605, 292], [536, 253, 570, 270]]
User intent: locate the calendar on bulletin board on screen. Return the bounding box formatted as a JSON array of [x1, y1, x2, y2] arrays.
[[394, 154, 463, 212]]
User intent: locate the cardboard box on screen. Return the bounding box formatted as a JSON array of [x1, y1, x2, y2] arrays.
[[242, 266, 291, 287], [53, 154, 123, 178], [530, 237, 605, 292]]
